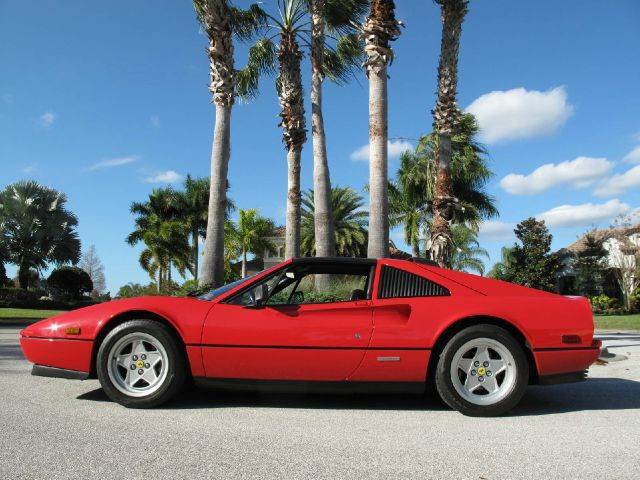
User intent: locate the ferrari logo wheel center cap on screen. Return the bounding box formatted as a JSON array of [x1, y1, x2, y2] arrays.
[[136, 360, 145, 369], [477, 366, 486, 376]]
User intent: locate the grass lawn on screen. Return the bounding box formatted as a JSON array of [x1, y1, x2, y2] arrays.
[[0, 308, 64, 321], [594, 314, 640, 331]]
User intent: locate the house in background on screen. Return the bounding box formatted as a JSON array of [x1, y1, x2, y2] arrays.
[[231, 227, 286, 277], [555, 222, 640, 297]]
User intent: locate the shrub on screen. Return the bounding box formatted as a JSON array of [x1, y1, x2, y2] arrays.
[[0, 263, 9, 287], [48, 266, 93, 300], [589, 294, 621, 314], [116, 282, 158, 298]]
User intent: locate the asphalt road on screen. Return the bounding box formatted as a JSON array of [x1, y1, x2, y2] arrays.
[[1, 326, 639, 480]]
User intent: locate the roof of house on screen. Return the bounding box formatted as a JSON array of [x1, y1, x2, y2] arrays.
[[563, 222, 640, 255]]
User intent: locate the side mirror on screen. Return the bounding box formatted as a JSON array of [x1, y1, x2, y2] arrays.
[[253, 283, 269, 307]]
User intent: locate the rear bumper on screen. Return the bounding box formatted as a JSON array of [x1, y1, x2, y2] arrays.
[[538, 370, 587, 385], [533, 340, 601, 377], [32, 365, 89, 380]]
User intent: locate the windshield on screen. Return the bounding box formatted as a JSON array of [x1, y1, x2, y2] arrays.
[[197, 275, 254, 301]]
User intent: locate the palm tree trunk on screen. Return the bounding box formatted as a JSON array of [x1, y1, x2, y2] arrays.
[[197, 0, 234, 288], [429, 0, 468, 268], [367, 66, 389, 258], [241, 248, 247, 278], [363, 0, 401, 258], [192, 229, 199, 281], [311, 0, 335, 261], [168, 260, 172, 284], [285, 146, 302, 259], [412, 242, 420, 258], [278, 32, 306, 259], [18, 263, 29, 290], [201, 103, 232, 287]]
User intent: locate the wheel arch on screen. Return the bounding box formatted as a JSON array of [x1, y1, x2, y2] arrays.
[[90, 310, 187, 378], [426, 315, 539, 386]]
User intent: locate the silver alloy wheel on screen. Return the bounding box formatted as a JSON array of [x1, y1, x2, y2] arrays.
[[450, 337, 517, 406], [107, 332, 169, 397]]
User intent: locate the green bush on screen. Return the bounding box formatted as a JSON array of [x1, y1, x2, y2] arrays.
[[0, 287, 97, 310], [116, 282, 159, 298], [48, 266, 93, 300], [589, 294, 621, 314]]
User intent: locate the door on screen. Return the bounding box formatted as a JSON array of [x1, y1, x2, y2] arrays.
[[201, 263, 374, 381]]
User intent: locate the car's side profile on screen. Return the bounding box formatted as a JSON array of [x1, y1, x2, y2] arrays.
[[20, 257, 601, 416]]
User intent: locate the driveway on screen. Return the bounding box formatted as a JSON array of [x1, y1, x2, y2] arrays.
[[1, 325, 639, 480]]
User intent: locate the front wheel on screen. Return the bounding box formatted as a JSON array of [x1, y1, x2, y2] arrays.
[[96, 320, 187, 408], [435, 324, 529, 417]]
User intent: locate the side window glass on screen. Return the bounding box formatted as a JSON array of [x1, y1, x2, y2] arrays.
[[269, 273, 369, 305], [227, 272, 283, 306], [378, 266, 449, 298]]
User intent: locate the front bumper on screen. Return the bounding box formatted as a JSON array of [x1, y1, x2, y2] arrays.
[[20, 336, 93, 374], [32, 365, 89, 380]]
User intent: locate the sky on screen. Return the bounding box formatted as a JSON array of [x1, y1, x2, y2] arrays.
[[1, 0, 640, 294]]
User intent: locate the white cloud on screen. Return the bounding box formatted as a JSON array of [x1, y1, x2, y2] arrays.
[[536, 199, 630, 228], [88, 156, 137, 171], [39, 111, 56, 127], [150, 115, 160, 127], [22, 165, 37, 174], [623, 145, 640, 164], [478, 220, 514, 241], [144, 170, 183, 184], [350, 140, 413, 162], [465, 86, 573, 144], [500, 156, 613, 195], [594, 164, 640, 197]]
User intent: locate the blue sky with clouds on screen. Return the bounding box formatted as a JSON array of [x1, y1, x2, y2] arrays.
[[1, 0, 639, 293]]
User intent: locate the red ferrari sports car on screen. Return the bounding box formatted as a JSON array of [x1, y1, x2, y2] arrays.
[[20, 257, 601, 416]]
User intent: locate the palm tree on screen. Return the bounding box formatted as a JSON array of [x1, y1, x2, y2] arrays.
[[178, 175, 209, 281], [0, 181, 81, 289], [310, 0, 367, 264], [362, 0, 401, 259], [230, 209, 276, 278], [488, 246, 516, 280], [301, 187, 368, 258], [449, 224, 488, 275], [237, 0, 366, 261], [127, 189, 192, 291], [430, 0, 469, 268], [193, 0, 266, 288]]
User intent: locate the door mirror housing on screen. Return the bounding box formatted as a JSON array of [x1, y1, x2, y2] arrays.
[[252, 283, 269, 308]]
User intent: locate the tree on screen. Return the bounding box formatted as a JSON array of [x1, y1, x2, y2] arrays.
[[301, 187, 368, 258], [574, 232, 608, 297], [389, 113, 497, 256], [78, 245, 106, 298], [0, 181, 81, 289], [449, 224, 488, 275], [503, 218, 560, 292], [229, 209, 276, 278], [48, 266, 93, 300], [117, 282, 157, 298], [310, 0, 367, 266], [488, 246, 515, 280], [0, 262, 8, 287], [608, 235, 640, 312], [362, 0, 402, 259], [127, 188, 193, 292], [194, 0, 266, 288], [429, 0, 469, 268]]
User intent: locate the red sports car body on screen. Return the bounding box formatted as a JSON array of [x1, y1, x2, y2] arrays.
[[20, 257, 601, 415]]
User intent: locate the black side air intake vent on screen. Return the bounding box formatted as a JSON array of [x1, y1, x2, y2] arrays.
[[379, 266, 450, 298]]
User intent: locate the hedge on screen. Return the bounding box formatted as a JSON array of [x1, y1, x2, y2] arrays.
[[0, 287, 98, 311]]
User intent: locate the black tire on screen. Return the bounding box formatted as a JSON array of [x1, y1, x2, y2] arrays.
[[434, 324, 529, 417], [96, 320, 187, 408]]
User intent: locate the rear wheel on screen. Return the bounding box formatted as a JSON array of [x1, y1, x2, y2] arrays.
[[97, 320, 186, 408], [435, 324, 528, 416]]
